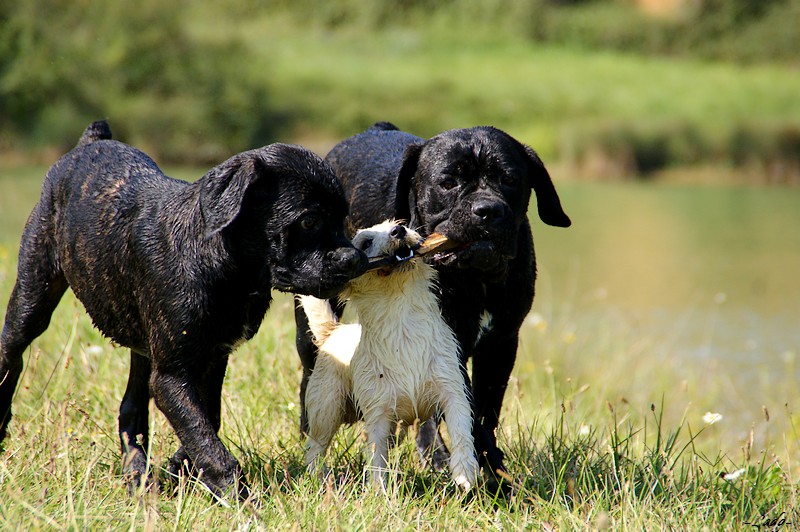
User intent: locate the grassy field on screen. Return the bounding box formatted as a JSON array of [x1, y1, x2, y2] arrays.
[[1, 165, 797, 529]]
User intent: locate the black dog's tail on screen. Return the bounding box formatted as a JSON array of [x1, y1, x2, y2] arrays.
[[367, 121, 399, 132], [77, 120, 113, 147]]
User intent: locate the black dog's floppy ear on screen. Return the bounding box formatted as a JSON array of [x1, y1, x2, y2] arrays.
[[396, 143, 423, 224], [524, 146, 571, 228], [199, 153, 262, 238]]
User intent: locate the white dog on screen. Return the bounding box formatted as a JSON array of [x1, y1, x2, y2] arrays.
[[300, 220, 478, 491]]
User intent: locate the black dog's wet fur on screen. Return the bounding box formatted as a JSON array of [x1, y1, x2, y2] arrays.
[[0, 120, 366, 500], [295, 122, 570, 486]]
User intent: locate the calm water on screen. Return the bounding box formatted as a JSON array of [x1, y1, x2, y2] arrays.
[[531, 181, 799, 407]]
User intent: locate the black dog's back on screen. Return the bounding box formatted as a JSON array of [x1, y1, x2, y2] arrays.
[[38, 124, 193, 350], [326, 123, 422, 235]]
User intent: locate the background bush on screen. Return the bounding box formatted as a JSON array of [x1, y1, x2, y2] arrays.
[[0, 0, 282, 164], [0, 0, 798, 180]]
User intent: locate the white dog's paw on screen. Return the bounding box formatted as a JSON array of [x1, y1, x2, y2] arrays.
[[453, 473, 473, 491], [450, 456, 479, 491]]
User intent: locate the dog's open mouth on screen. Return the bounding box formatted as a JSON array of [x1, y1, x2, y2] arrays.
[[432, 240, 516, 274], [429, 242, 469, 263], [367, 244, 416, 274], [394, 245, 414, 261]]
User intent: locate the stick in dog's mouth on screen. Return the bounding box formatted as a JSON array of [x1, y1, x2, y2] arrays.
[[366, 246, 414, 271], [366, 233, 459, 272]]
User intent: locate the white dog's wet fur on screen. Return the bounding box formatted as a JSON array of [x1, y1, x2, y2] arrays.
[[300, 220, 478, 491]]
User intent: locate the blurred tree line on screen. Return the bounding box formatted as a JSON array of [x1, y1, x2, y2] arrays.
[[270, 0, 799, 64], [0, 0, 279, 164], [0, 0, 798, 171]]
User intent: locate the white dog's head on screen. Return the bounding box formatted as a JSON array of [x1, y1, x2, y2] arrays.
[[350, 220, 424, 280], [304, 221, 428, 322]]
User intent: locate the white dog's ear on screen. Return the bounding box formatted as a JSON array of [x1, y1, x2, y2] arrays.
[[199, 153, 263, 238]]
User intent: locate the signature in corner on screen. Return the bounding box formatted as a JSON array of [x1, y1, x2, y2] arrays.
[[745, 511, 793, 530]]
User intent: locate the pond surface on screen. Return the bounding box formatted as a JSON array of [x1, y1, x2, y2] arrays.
[[531, 181, 799, 430]]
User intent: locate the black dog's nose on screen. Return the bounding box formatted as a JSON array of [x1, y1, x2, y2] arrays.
[[471, 201, 506, 223], [389, 225, 406, 239], [331, 247, 368, 276]]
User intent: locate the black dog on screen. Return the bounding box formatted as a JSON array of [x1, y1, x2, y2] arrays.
[[295, 122, 570, 483], [0, 120, 367, 500]]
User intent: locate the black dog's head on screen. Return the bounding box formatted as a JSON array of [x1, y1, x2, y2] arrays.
[[198, 144, 368, 299], [396, 126, 570, 273]]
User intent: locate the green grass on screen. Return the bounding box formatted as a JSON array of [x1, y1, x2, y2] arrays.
[[0, 290, 796, 529], [1, 167, 798, 528]]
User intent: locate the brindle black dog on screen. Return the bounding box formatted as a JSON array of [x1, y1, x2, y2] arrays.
[[295, 122, 570, 487], [0, 120, 367, 500]]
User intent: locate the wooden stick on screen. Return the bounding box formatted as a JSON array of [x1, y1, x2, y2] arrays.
[[366, 233, 458, 271], [416, 233, 457, 256]]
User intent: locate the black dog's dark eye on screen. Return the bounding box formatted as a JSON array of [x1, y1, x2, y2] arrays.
[[440, 177, 458, 191], [299, 214, 322, 231], [500, 174, 518, 187], [360, 238, 373, 251]]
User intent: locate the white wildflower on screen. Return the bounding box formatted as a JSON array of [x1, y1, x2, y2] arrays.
[[703, 412, 723, 425], [85, 345, 104, 356], [723, 468, 746, 481]]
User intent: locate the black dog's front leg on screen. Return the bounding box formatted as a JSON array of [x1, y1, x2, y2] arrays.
[[294, 298, 317, 435], [471, 333, 518, 478], [150, 364, 248, 501], [119, 351, 154, 492], [167, 355, 229, 480]]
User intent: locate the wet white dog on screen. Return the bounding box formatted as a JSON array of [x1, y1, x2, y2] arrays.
[[300, 220, 478, 491]]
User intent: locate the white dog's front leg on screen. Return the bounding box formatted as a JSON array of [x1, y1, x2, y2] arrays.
[[440, 388, 479, 491], [362, 413, 392, 492], [304, 438, 329, 479], [304, 358, 347, 479]]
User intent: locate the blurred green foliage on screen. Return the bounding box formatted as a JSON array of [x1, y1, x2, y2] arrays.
[[0, 0, 798, 180], [253, 0, 800, 63], [0, 0, 280, 163]]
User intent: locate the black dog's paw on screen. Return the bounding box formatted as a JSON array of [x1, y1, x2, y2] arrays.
[[122, 449, 161, 496], [125, 473, 162, 497], [480, 448, 514, 498], [429, 446, 451, 473], [165, 446, 255, 505], [417, 438, 451, 473], [167, 446, 194, 480], [416, 420, 451, 473]]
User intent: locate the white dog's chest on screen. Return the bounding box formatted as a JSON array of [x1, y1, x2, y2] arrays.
[[350, 325, 455, 423]]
